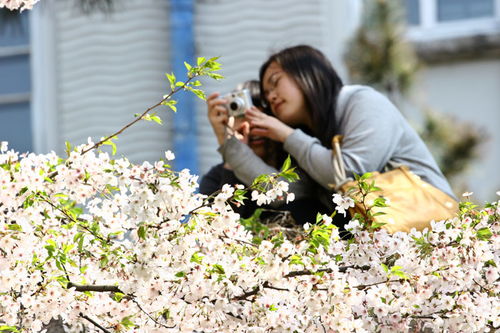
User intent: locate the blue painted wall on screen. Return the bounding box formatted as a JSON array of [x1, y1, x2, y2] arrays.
[[170, 0, 199, 174]]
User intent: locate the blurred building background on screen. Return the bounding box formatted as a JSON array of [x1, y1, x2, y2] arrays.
[[0, 0, 498, 202]]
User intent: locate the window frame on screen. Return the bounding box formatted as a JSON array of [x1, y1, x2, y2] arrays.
[[407, 0, 500, 41]]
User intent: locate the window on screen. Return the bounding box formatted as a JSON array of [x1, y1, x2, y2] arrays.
[[405, 0, 500, 40], [406, 0, 421, 26], [437, 0, 494, 22], [0, 10, 32, 152]]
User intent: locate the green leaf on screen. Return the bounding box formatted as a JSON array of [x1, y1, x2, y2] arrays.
[[289, 255, 304, 266], [137, 226, 147, 240], [360, 172, 372, 181], [65, 141, 72, 156], [280, 155, 292, 172], [190, 252, 204, 264], [150, 115, 162, 125], [100, 255, 109, 268], [101, 136, 117, 155], [120, 316, 135, 329], [0, 325, 20, 332], [392, 270, 409, 279], [484, 259, 497, 268], [373, 197, 387, 207], [197, 57, 206, 66], [7, 224, 22, 232], [252, 174, 270, 187], [162, 99, 178, 112], [268, 304, 278, 311], [381, 263, 389, 273], [166, 73, 176, 90], [207, 72, 224, 80], [112, 292, 125, 302], [211, 264, 225, 275], [175, 271, 186, 278], [369, 221, 386, 230], [184, 61, 192, 71], [188, 88, 206, 100], [477, 227, 492, 241], [160, 308, 171, 320]]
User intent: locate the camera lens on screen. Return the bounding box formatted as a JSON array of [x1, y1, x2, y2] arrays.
[[229, 97, 243, 111], [229, 101, 239, 111]]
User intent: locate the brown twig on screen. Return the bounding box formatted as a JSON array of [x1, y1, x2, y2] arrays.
[[353, 278, 404, 290], [38, 195, 109, 244], [79, 313, 111, 333], [284, 265, 369, 278], [80, 76, 196, 155], [68, 282, 122, 293], [132, 299, 176, 329]]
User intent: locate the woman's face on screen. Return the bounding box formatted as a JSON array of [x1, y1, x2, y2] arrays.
[[262, 61, 311, 127]]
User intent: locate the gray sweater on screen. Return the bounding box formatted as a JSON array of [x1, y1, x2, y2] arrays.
[[220, 85, 456, 209]]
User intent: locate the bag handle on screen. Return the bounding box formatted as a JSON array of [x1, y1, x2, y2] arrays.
[[330, 135, 350, 190]]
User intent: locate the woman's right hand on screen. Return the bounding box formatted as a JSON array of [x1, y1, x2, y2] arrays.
[[207, 92, 229, 145]]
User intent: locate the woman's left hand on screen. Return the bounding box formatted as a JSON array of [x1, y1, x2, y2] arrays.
[[245, 107, 294, 143]]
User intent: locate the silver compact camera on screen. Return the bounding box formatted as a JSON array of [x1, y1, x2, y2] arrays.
[[221, 89, 253, 118]]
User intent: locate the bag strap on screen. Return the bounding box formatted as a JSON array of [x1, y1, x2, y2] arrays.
[[330, 134, 352, 190]]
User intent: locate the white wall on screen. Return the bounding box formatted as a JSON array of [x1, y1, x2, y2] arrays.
[[193, 0, 359, 175], [418, 59, 500, 202], [50, 0, 172, 163]]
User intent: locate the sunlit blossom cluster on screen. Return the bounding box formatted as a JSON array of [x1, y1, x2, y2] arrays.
[[0, 0, 40, 11], [0, 141, 499, 332]]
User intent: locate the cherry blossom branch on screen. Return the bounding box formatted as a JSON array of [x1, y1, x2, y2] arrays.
[[132, 299, 176, 329], [284, 265, 370, 278], [80, 77, 196, 155], [473, 279, 492, 293], [79, 313, 111, 333], [219, 231, 257, 248], [37, 193, 113, 245], [353, 278, 405, 291], [232, 265, 372, 300], [67, 282, 122, 293]]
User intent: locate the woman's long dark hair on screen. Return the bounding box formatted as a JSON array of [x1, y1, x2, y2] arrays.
[[259, 45, 344, 146]]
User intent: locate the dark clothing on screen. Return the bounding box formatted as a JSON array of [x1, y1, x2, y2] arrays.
[[199, 163, 258, 219], [199, 163, 327, 224]]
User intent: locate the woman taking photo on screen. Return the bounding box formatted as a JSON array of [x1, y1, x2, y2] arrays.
[[202, 79, 326, 224], [245, 45, 456, 219]]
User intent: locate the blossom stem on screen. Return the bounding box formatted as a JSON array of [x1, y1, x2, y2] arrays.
[[132, 299, 176, 329], [80, 76, 196, 155], [284, 265, 370, 278], [353, 278, 404, 290], [68, 283, 122, 293], [79, 313, 111, 333]]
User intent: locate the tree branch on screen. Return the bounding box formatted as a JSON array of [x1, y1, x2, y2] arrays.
[[132, 299, 176, 329], [80, 77, 196, 155], [68, 282, 122, 293], [284, 265, 369, 278], [79, 313, 111, 333]]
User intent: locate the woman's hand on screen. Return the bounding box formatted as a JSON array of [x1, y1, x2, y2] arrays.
[[206, 92, 229, 145], [226, 117, 250, 145], [246, 107, 294, 143]]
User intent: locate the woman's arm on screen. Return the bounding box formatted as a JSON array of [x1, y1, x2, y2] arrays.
[[285, 90, 405, 189], [247, 89, 405, 189]]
